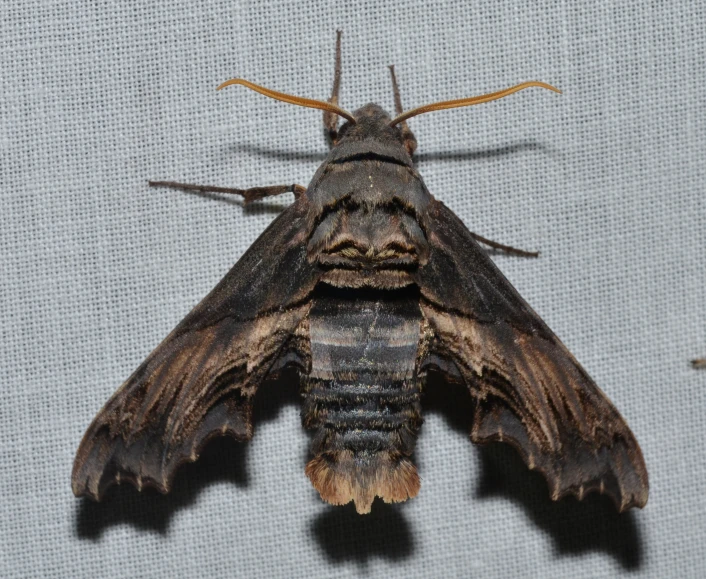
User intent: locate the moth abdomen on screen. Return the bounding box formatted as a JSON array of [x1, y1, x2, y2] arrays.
[[302, 285, 423, 513]]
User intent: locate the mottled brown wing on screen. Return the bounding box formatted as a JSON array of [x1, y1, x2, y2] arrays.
[[73, 201, 320, 500], [415, 199, 648, 511]]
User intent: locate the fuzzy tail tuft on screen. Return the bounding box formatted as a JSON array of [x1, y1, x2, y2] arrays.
[[306, 450, 420, 514]]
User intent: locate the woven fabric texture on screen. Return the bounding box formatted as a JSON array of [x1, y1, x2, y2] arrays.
[[2, 1, 705, 577]]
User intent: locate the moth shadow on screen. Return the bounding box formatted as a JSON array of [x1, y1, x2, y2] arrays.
[[423, 376, 643, 570], [477, 444, 643, 569], [229, 140, 550, 165], [74, 374, 300, 539], [310, 501, 414, 565], [227, 142, 328, 164], [414, 140, 551, 163]]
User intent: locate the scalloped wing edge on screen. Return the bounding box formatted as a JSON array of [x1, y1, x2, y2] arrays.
[[72, 398, 252, 500], [420, 300, 649, 512]]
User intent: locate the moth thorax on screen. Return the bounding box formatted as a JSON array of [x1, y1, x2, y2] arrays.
[[311, 205, 427, 290]]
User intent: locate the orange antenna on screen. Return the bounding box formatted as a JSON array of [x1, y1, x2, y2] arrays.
[[389, 81, 561, 126], [217, 78, 356, 124]]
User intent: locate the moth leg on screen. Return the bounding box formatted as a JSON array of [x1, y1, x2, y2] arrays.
[[470, 231, 539, 258], [323, 30, 343, 146], [692, 358, 706, 368], [388, 65, 417, 155], [148, 181, 306, 204]]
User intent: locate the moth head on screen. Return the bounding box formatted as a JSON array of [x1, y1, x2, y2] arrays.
[[216, 78, 561, 157], [334, 103, 409, 147]]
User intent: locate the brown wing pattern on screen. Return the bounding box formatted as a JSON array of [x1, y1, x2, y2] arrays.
[[416, 200, 648, 511], [72, 202, 320, 500]]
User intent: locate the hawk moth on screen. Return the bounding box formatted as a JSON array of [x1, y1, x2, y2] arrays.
[[72, 32, 648, 514]]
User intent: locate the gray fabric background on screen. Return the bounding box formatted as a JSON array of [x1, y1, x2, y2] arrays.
[[2, 1, 705, 577]]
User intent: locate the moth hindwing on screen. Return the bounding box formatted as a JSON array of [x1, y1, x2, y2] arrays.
[[73, 32, 648, 514]]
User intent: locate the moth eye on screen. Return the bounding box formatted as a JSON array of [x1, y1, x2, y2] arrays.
[[337, 122, 352, 138]]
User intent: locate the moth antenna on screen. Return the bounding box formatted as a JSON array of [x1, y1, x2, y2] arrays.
[[324, 30, 344, 145], [389, 81, 561, 126], [217, 78, 356, 124], [388, 65, 417, 155]]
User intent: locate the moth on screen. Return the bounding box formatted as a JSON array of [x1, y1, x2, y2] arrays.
[[693, 358, 706, 368], [73, 32, 648, 514]]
